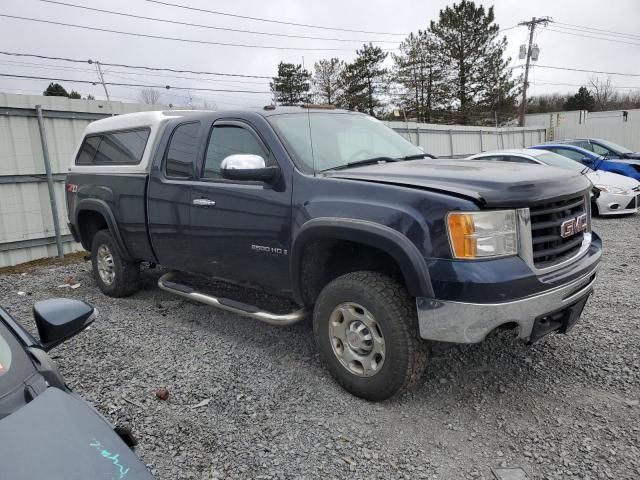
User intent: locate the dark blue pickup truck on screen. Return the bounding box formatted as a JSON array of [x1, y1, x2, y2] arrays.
[[66, 106, 601, 400]]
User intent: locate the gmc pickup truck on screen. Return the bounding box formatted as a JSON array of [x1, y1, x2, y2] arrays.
[[66, 106, 602, 400]]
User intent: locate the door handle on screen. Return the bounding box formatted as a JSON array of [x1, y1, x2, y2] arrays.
[[193, 198, 216, 207]]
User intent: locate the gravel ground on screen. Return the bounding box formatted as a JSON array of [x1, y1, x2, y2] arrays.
[[1, 215, 639, 480]]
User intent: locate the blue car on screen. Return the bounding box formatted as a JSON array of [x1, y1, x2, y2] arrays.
[[529, 143, 640, 181]]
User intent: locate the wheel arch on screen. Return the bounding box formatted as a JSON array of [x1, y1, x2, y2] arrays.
[[290, 217, 434, 305], [75, 199, 132, 260]]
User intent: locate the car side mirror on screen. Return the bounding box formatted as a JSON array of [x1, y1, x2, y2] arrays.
[[220, 154, 279, 182], [582, 157, 593, 163], [33, 299, 96, 351]]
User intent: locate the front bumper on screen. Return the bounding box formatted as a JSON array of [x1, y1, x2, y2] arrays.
[[596, 190, 639, 216], [416, 264, 598, 343]]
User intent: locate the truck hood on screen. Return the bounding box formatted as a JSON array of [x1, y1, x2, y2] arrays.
[[325, 159, 592, 207], [0, 387, 153, 480]]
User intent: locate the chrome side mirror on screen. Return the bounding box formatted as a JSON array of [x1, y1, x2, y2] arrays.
[[220, 154, 279, 182]]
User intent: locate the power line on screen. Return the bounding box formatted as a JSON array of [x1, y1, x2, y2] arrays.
[[143, 0, 407, 36], [546, 27, 640, 46], [0, 73, 272, 94], [0, 14, 366, 51], [0, 58, 269, 86], [534, 64, 640, 77], [553, 21, 640, 41], [0, 51, 273, 79], [532, 80, 640, 90], [37, 0, 399, 45]]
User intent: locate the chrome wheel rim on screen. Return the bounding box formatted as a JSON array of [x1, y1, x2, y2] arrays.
[[328, 302, 385, 377], [96, 244, 115, 285]]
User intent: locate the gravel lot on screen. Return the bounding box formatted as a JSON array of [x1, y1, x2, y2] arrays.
[[1, 215, 639, 480]]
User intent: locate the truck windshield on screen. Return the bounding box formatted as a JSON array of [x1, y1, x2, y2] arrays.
[[267, 112, 425, 173]]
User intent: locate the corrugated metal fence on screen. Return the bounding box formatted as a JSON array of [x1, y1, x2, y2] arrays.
[[526, 108, 640, 151], [384, 121, 547, 158], [0, 93, 547, 268]]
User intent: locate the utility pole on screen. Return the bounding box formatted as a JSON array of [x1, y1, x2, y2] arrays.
[[518, 17, 552, 127], [90, 60, 114, 115]]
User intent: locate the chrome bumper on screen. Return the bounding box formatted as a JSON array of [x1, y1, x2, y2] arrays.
[[416, 266, 598, 343]]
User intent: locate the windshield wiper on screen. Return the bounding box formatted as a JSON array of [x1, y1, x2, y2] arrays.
[[401, 153, 432, 160], [321, 156, 401, 172]]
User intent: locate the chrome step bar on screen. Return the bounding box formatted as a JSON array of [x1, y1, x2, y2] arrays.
[[158, 272, 308, 326]]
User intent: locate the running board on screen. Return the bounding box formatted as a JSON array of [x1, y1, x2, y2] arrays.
[[158, 272, 308, 326]]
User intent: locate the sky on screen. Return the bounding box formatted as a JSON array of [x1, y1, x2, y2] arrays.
[[1, 0, 639, 110]]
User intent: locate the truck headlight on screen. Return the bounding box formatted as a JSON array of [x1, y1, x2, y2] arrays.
[[593, 184, 628, 195], [447, 210, 518, 259]]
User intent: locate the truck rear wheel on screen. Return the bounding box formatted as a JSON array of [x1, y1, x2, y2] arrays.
[[313, 271, 429, 401], [91, 230, 140, 298]]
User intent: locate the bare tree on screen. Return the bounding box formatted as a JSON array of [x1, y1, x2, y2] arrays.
[[139, 88, 162, 105], [589, 76, 614, 111]]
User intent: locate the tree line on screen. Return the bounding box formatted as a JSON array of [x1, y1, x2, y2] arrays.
[[271, 0, 518, 125], [527, 77, 640, 114]]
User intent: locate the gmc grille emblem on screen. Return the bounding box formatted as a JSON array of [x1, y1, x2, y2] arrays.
[[560, 213, 588, 238]]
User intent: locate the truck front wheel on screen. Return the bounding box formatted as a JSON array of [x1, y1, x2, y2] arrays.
[[313, 271, 430, 401], [91, 229, 140, 297]]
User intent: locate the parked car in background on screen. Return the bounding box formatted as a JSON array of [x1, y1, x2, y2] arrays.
[[467, 149, 640, 216], [534, 142, 640, 181], [565, 138, 640, 160], [0, 299, 153, 480]]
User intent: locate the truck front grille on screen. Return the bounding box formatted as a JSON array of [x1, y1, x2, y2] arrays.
[[530, 195, 587, 268]]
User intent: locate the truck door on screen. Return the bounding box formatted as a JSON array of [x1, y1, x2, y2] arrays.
[[189, 119, 292, 294], [147, 121, 204, 270]]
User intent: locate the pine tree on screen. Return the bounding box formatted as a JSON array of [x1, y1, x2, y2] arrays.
[[564, 87, 596, 111], [430, 0, 516, 124], [43, 82, 69, 97], [69, 90, 82, 99], [340, 44, 388, 117], [392, 31, 449, 122], [271, 62, 311, 106], [312, 58, 344, 105]]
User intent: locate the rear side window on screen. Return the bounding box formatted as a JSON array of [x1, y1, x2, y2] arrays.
[[75, 128, 150, 165], [75, 136, 101, 164], [165, 122, 201, 178]]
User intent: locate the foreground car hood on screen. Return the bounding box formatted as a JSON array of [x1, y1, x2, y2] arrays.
[[325, 159, 592, 207], [587, 170, 640, 189], [0, 388, 153, 480]]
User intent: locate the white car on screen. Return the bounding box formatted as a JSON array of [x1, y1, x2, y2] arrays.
[[467, 149, 640, 216]]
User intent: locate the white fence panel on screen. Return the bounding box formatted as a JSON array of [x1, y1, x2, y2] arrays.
[[385, 121, 546, 157]]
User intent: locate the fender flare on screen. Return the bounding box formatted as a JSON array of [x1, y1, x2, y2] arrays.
[[290, 217, 435, 303], [75, 199, 132, 260]]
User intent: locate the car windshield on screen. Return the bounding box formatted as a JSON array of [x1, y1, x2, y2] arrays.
[[535, 152, 593, 173], [0, 310, 37, 401], [267, 112, 425, 172], [594, 139, 633, 154]]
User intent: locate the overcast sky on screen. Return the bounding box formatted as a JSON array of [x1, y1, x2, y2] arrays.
[[1, 0, 639, 110]]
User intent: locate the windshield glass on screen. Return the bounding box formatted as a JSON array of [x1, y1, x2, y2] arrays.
[[535, 152, 593, 173], [0, 309, 36, 396], [595, 139, 633, 154], [268, 112, 424, 172]]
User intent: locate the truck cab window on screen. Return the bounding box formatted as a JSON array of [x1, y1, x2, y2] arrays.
[[166, 122, 201, 178], [203, 126, 268, 179]]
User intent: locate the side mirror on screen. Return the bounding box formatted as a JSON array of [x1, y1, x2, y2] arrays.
[[582, 157, 593, 163], [220, 154, 278, 182], [33, 299, 96, 351]]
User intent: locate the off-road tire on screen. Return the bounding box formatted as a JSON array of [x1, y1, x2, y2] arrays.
[[313, 271, 430, 401], [91, 229, 140, 297]]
